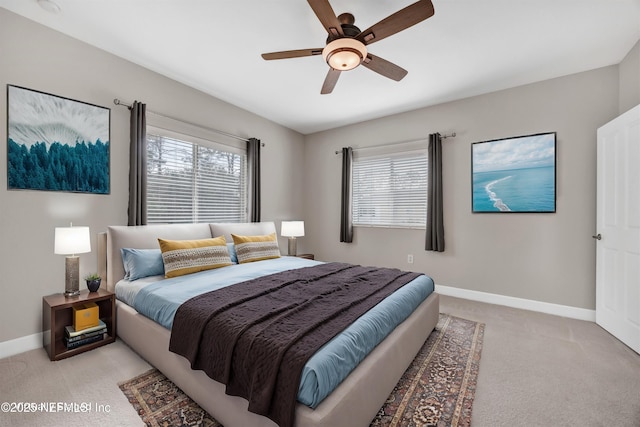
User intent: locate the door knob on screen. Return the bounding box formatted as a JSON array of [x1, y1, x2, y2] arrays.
[[592, 234, 602, 240]]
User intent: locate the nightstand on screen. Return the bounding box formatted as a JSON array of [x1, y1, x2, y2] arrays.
[[42, 289, 116, 361], [297, 254, 315, 260]]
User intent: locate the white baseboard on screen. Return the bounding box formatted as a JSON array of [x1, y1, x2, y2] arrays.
[[435, 284, 596, 322], [0, 332, 43, 360]]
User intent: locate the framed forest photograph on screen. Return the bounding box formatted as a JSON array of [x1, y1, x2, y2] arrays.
[[7, 85, 110, 194], [471, 132, 556, 213]]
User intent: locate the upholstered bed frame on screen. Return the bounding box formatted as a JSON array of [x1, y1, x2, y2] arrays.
[[98, 222, 439, 427]]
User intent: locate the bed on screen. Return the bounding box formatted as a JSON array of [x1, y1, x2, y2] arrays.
[[99, 222, 439, 427]]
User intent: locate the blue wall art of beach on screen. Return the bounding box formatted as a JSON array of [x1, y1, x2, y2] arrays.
[[472, 133, 556, 213]]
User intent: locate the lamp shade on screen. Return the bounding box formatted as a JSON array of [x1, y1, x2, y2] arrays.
[[281, 221, 305, 237], [54, 226, 91, 255]]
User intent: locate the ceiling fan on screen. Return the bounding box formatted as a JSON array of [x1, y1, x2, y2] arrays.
[[261, 0, 435, 94]]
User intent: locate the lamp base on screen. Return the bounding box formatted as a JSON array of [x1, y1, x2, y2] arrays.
[[288, 237, 297, 256], [64, 256, 80, 298]]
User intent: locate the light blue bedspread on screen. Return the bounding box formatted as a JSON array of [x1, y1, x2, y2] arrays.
[[115, 257, 434, 408]]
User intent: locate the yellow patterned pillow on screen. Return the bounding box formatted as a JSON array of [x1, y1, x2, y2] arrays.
[[158, 236, 233, 278], [231, 233, 281, 264]]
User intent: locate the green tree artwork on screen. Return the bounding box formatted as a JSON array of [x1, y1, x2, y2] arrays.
[[7, 85, 110, 194]]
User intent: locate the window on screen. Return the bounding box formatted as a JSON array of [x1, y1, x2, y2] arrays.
[[352, 145, 427, 228], [146, 125, 247, 224]]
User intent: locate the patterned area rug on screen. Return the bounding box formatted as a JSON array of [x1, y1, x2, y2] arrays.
[[119, 314, 484, 427], [371, 314, 484, 426], [118, 369, 221, 427]]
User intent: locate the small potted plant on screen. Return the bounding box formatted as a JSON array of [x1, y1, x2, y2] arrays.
[[85, 273, 102, 292]]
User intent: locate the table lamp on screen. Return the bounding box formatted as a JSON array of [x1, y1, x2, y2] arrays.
[[281, 221, 304, 256], [55, 224, 91, 297]]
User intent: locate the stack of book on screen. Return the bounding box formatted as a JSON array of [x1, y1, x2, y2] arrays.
[[64, 319, 107, 349]]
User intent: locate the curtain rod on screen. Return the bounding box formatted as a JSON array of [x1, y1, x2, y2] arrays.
[[113, 98, 255, 144], [334, 132, 456, 155]]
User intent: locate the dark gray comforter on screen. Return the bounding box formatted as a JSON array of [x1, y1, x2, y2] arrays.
[[169, 262, 421, 427]]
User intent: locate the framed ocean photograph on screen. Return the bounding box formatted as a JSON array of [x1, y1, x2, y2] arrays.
[[471, 132, 556, 213], [7, 85, 110, 194]]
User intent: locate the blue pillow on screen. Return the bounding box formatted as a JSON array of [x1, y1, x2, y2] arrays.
[[227, 243, 238, 264], [121, 248, 165, 281]]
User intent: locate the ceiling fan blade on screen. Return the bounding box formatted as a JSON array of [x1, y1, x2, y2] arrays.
[[307, 0, 344, 39], [262, 48, 324, 60], [355, 0, 434, 46], [321, 68, 341, 94], [362, 54, 408, 81]]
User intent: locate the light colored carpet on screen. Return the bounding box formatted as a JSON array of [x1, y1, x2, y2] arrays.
[[1, 295, 639, 426], [442, 296, 640, 426], [0, 340, 150, 426]]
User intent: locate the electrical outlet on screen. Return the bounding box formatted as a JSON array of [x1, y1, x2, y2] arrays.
[[407, 254, 414, 264]]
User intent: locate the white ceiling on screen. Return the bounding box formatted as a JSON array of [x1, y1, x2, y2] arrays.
[[2, 0, 639, 134]]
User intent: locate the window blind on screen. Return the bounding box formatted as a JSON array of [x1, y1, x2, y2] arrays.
[[352, 148, 427, 228], [146, 129, 247, 224]]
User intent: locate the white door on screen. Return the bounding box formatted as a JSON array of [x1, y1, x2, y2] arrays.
[[596, 104, 640, 355]]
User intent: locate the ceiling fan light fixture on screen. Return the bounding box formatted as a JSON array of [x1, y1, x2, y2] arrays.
[[322, 38, 367, 71]]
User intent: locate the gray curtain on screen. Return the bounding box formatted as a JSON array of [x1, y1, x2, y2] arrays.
[[127, 101, 147, 226], [340, 147, 353, 243], [425, 133, 445, 251], [247, 137, 261, 222]]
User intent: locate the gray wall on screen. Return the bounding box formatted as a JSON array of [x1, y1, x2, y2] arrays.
[[0, 8, 306, 344], [304, 66, 621, 310], [619, 39, 640, 115]]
